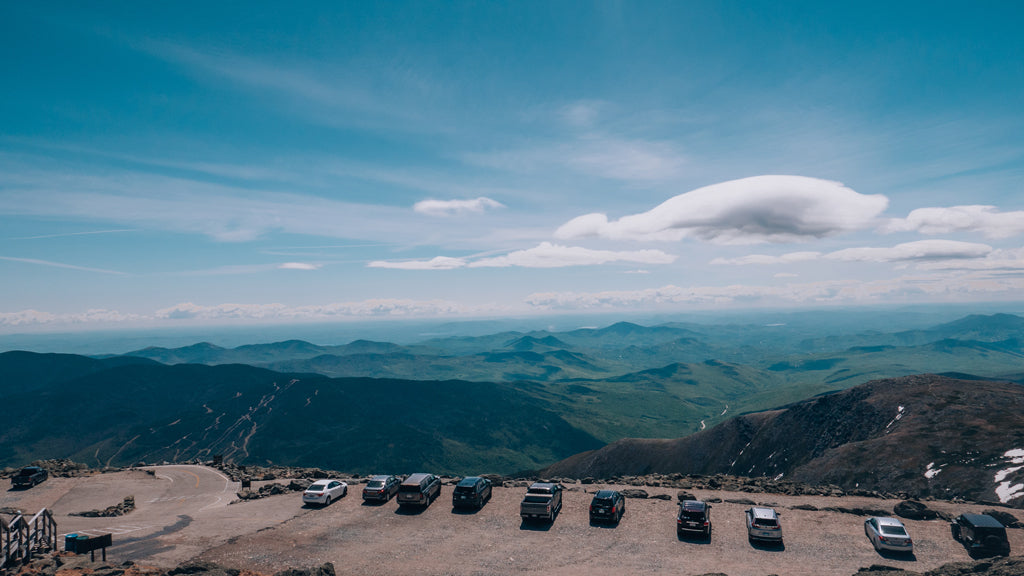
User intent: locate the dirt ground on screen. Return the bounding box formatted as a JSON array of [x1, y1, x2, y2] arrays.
[[4, 468, 1022, 576]]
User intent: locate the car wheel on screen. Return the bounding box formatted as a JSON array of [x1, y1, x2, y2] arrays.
[[324, 496, 331, 506], [951, 524, 961, 541]]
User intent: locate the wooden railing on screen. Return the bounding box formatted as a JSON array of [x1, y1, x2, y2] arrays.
[[1, 509, 57, 569]]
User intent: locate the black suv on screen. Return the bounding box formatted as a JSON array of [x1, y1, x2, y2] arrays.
[[589, 490, 625, 524], [951, 514, 1011, 557], [452, 476, 492, 509], [677, 500, 712, 539]]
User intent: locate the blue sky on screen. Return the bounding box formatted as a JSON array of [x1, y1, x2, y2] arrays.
[[2, 1, 1023, 331]]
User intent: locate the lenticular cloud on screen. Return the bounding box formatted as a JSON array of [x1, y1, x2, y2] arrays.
[[555, 175, 888, 245]]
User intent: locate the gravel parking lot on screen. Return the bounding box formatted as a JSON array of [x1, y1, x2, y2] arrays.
[[4, 468, 1022, 576], [198, 480, 1023, 576]]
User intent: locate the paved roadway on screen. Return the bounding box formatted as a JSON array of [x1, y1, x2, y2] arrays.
[[3, 465, 305, 566]]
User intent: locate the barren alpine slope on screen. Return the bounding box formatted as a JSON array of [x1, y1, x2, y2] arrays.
[[3, 466, 1023, 576]]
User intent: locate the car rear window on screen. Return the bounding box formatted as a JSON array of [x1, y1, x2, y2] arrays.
[[524, 495, 550, 503], [680, 510, 704, 521], [399, 484, 423, 492], [880, 525, 907, 536], [308, 483, 327, 491], [367, 480, 384, 488], [753, 518, 778, 528]]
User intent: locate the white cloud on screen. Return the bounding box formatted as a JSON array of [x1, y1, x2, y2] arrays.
[[711, 252, 821, 266], [413, 197, 505, 217], [525, 271, 1024, 310], [915, 247, 1024, 271], [153, 299, 501, 321], [278, 262, 321, 270], [0, 308, 144, 327], [711, 241, 992, 266], [555, 175, 889, 244], [826, 240, 992, 262], [367, 242, 676, 270], [884, 205, 1024, 238], [367, 256, 467, 270], [469, 242, 675, 268]]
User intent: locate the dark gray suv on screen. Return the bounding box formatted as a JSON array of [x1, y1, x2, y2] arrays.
[[452, 476, 492, 509], [589, 490, 625, 524]]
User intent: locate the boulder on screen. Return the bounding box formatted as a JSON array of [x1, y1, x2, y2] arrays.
[[894, 500, 943, 521], [620, 488, 648, 499], [677, 491, 696, 502], [981, 509, 1021, 529]]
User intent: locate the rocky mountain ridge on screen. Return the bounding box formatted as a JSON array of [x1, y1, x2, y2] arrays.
[[543, 374, 1024, 507]]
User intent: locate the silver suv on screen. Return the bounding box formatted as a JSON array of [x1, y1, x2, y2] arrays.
[[396, 473, 441, 507], [745, 507, 782, 543]]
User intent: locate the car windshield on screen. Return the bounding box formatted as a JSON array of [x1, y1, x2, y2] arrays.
[[880, 525, 907, 536], [367, 480, 384, 488]]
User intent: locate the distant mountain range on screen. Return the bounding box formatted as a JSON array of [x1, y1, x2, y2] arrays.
[[3, 313, 1024, 489], [543, 373, 1024, 506]]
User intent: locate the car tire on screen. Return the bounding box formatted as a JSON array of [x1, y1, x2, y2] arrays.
[[324, 496, 331, 506], [951, 524, 961, 541]]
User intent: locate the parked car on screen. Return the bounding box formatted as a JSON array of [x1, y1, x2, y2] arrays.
[[677, 500, 712, 539], [302, 479, 348, 506], [397, 473, 441, 507], [520, 482, 562, 522], [362, 475, 400, 502], [864, 517, 913, 553], [452, 476, 492, 509], [951, 513, 1011, 557], [745, 507, 783, 543], [11, 466, 48, 488], [589, 490, 625, 524]]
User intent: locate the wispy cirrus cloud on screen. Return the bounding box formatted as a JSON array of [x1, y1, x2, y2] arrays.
[[712, 240, 993, 266], [414, 197, 505, 216], [142, 41, 442, 132], [10, 229, 137, 241], [464, 134, 688, 183], [368, 242, 676, 270], [556, 175, 889, 244], [0, 255, 128, 275], [883, 205, 1024, 238]]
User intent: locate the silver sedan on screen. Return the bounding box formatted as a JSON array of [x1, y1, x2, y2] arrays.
[[865, 516, 913, 553]]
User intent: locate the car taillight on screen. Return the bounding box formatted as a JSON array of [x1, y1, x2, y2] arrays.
[[704, 521, 709, 527], [677, 518, 683, 525], [611, 506, 617, 514], [589, 505, 594, 512]]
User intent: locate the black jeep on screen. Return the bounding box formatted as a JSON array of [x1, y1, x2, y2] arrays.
[[951, 513, 1011, 557]]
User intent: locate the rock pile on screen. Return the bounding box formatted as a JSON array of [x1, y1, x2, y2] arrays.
[[1, 459, 95, 479], [70, 496, 136, 518]]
